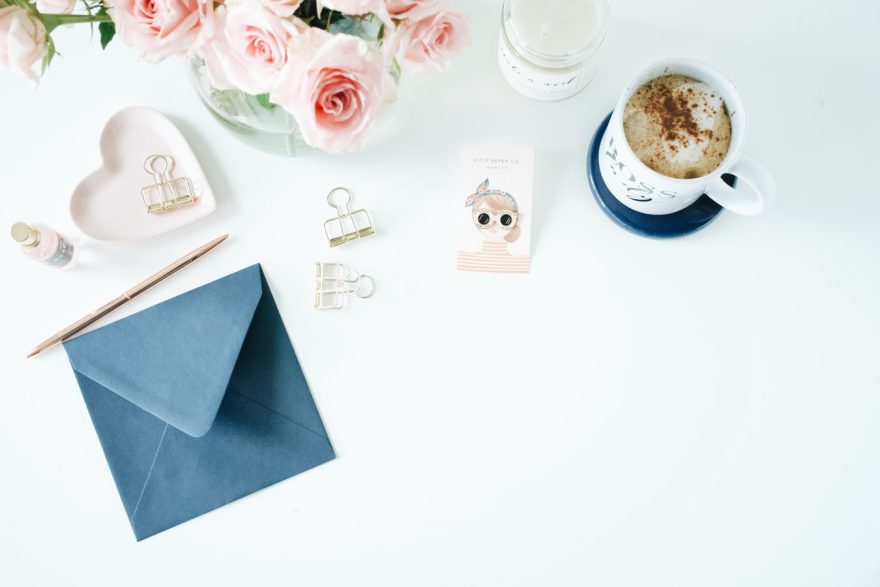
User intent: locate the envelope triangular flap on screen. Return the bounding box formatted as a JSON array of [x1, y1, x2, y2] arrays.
[[65, 264, 264, 437]]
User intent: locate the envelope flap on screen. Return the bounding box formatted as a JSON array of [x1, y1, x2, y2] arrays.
[[64, 264, 264, 437]]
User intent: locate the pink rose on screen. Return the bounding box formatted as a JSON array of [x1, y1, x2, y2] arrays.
[[0, 5, 47, 86], [270, 28, 395, 154], [106, 0, 211, 63], [260, 0, 303, 17], [197, 3, 303, 95], [396, 9, 467, 71], [385, 0, 439, 21], [30, 0, 77, 14]]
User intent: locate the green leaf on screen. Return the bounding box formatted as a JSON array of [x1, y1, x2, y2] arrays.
[[330, 14, 382, 42], [41, 36, 56, 75], [99, 21, 115, 49], [255, 93, 275, 110], [390, 57, 401, 83], [293, 0, 317, 22]]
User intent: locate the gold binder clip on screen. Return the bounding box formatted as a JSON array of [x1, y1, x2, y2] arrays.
[[314, 262, 375, 310], [323, 187, 374, 247], [141, 155, 196, 214]]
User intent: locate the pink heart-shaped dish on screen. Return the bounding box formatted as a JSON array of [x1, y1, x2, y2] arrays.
[[71, 106, 216, 241]]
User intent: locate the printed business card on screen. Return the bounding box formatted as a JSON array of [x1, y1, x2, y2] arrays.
[[456, 147, 534, 274]]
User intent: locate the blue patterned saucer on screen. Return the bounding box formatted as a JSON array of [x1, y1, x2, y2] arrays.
[[587, 112, 735, 239]]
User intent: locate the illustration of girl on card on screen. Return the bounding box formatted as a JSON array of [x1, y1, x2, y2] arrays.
[[457, 179, 530, 274]]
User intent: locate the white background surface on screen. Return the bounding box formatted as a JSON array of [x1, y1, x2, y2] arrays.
[[2, 0, 879, 585]]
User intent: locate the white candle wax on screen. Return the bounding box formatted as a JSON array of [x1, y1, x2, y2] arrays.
[[498, 0, 609, 101], [509, 0, 606, 58]]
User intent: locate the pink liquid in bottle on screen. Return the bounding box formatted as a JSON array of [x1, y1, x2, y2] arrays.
[[11, 222, 79, 269]]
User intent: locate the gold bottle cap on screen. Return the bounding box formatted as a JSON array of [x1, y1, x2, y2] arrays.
[[11, 222, 40, 248]]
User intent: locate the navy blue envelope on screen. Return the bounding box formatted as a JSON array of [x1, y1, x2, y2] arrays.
[[64, 264, 335, 540]]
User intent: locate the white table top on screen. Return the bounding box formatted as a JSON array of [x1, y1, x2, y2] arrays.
[[2, 0, 879, 584]]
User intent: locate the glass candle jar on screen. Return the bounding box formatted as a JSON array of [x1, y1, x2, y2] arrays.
[[498, 0, 609, 101]]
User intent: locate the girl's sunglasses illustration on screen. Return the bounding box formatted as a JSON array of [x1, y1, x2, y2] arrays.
[[475, 210, 518, 229]]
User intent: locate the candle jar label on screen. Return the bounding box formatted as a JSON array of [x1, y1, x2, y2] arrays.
[[497, 37, 594, 101]]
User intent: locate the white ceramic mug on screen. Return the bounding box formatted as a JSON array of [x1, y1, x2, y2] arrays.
[[598, 58, 776, 216]]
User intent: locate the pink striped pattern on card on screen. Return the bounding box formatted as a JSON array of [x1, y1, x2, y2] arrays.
[[457, 242, 530, 274]]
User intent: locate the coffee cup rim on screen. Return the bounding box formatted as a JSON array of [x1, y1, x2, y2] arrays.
[[611, 57, 747, 184]]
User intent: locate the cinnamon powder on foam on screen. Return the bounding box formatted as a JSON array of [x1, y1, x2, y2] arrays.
[[623, 74, 732, 180]]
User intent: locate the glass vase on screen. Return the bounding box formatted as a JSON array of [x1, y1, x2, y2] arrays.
[[189, 56, 310, 156]]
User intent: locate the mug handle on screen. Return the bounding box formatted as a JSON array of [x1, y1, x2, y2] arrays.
[[704, 155, 776, 216]]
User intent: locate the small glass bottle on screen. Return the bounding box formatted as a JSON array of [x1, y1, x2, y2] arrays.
[[11, 222, 79, 269], [498, 0, 609, 102]]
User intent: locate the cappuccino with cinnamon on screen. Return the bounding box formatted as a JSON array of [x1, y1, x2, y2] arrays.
[[623, 74, 732, 180]]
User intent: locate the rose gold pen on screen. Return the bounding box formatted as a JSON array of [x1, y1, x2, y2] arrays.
[[27, 234, 229, 358]]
